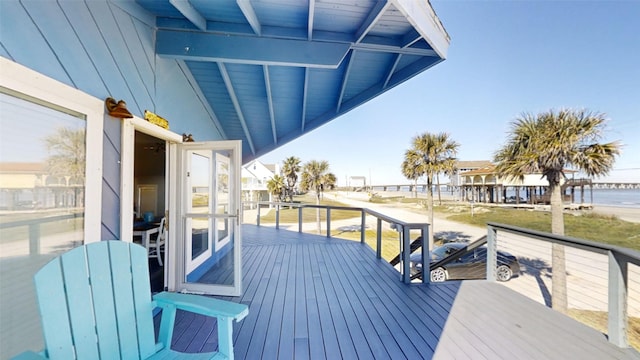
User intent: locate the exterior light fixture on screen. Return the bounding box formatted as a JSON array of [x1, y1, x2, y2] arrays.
[[105, 97, 133, 118]]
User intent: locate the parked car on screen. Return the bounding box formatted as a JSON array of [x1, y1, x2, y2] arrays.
[[410, 242, 520, 282]]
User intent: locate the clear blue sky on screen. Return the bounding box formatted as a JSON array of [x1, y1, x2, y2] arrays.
[[258, 1, 640, 185]]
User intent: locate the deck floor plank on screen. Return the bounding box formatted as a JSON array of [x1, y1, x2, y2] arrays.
[[164, 225, 639, 360]]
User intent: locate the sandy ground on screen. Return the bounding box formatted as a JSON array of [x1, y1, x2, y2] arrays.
[[592, 205, 640, 223]]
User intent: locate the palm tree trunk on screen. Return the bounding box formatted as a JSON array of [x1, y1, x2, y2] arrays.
[[550, 181, 567, 313], [413, 179, 418, 198], [436, 173, 442, 205]]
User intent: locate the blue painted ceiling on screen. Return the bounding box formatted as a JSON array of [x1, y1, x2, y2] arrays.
[[136, 0, 450, 163]]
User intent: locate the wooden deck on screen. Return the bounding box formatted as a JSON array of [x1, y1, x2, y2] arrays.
[[164, 225, 639, 359]]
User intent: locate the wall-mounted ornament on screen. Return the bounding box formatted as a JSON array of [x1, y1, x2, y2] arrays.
[[144, 110, 169, 129], [182, 133, 194, 142], [104, 97, 133, 118]]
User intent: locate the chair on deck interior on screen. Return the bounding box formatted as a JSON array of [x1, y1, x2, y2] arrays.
[[149, 217, 166, 266], [11, 241, 248, 360]]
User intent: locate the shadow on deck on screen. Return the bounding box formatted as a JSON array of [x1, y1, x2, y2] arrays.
[[164, 225, 638, 360]]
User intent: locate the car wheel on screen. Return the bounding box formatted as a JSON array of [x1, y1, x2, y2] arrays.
[[430, 267, 447, 282], [496, 265, 513, 282]]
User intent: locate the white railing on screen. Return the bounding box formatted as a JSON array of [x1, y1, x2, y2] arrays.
[[486, 222, 640, 349], [244, 201, 430, 284]]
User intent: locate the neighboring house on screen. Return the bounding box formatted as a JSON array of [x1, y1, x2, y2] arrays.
[[451, 160, 493, 188], [459, 164, 589, 205], [242, 160, 279, 204], [0, 162, 84, 210]]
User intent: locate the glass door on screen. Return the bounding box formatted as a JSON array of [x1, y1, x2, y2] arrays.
[[174, 140, 242, 296]]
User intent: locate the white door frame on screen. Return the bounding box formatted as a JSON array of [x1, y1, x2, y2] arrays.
[[120, 118, 182, 245]]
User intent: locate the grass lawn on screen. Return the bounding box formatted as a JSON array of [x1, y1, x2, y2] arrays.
[[328, 228, 425, 262], [440, 205, 640, 251], [258, 194, 362, 223]]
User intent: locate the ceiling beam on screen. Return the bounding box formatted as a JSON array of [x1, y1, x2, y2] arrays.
[[301, 68, 309, 132], [336, 51, 354, 113], [263, 65, 277, 145], [237, 0, 261, 36], [383, 54, 402, 89], [354, 1, 390, 43], [307, 0, 315, 40], [157, 30, 350, 69], [351, 43, 437, 57], [402, 29, 422, 48], [217, 63, 255, 155], [168, 0, 206, 31]]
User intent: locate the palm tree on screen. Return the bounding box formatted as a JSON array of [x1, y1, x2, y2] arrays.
[[266, 175, 286, 202], [300, 160, 333, 233], [321, 172, 337, 198], [281, 156, 301, 202], [401, 149, 422, 198], [494, 109, 620, 313], [45, 127, 86, 207], [406, 132, 459, 249]]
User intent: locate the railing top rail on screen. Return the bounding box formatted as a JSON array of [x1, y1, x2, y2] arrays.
[[488, 222, 640, 266], [0, 213, 81, 229], [252, 201, 429, 229]]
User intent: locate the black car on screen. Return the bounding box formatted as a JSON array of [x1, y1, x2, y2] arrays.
[[410, 242, 520, 282]]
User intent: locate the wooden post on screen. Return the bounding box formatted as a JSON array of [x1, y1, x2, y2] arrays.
[[402, 226, 411, 284], [486, 225, 497, 282], [298, 206, 302, 233], [275, 204, 280, 229], [326, 208, 331, 238], [256, 205, 261, 227], [376, 218, 382, 258], [422, 224, 429, 284], [608, 251, 628, 347], [360, 211, 366, 244], [29, 223, 40, 255]]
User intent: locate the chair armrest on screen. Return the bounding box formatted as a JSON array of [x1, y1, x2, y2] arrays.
[[153, 292, 248, 321], [10, 351, 47, 360]]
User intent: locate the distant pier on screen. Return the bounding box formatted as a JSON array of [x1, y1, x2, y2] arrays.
[[367, 182, 640, 192], [591, 182, 640, 190]]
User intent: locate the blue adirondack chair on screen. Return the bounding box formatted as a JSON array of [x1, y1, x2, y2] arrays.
[[11, 241, 248, 360]]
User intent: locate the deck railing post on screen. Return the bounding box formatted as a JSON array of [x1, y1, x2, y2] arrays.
[[608, 251, 628, 347], [422, 224, 429, 284], [326, 208, 331, 238], [298, 206, 303, 233], [486, 225, 497, 282], [402, 226, 411, 283], [376, 218, 382, 258], [275, 204, 280, 229], [29, 223, 40, 255], [256, 205, 261, 227], [361, 211, 366, 244]]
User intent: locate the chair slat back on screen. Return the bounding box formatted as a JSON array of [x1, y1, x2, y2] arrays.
[[34, 241, 157, 359]]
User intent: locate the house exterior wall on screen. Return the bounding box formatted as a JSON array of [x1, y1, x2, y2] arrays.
[[0, 0, 224, 239]]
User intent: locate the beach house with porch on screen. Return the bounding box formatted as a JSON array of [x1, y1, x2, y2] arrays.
[[459, 164, 593, 207], [1, 1, 637, 359]]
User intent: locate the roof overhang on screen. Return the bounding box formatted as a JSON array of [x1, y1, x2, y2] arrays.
[[136, 0, 450, 163]]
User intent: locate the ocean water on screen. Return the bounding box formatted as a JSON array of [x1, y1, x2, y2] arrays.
[[500, 188, 640, 208], [376, 186, 640, 209], [589, 189, 640, 208]]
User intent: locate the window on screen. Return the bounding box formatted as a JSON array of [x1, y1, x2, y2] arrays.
[[0, 58, 103, 358]]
